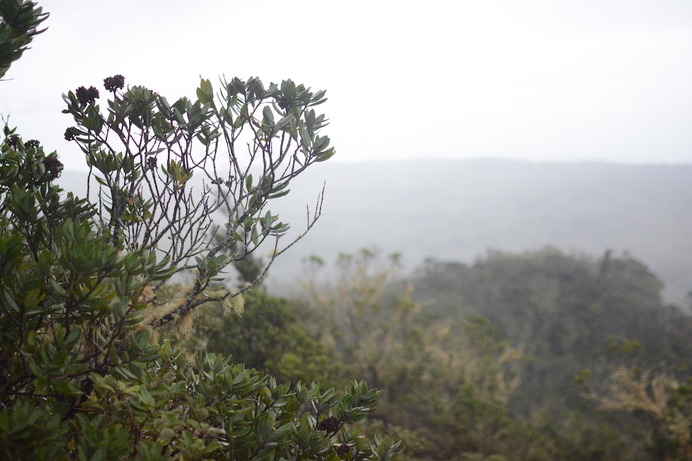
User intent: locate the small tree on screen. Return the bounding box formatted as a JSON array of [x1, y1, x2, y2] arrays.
[[0, 1, 402, 459], [302, 250, 524, 459], [591, 368, 691, 460], [62, 71, 334, 327]]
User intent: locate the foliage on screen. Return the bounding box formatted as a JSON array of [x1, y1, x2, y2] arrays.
[[62, 68, 334, 328], [189, 288, 338, 386], [0, 0, 48, 79], [301, 250, 528, 460], [4, 3, 690, 459], [0, 124, 401, 460], [0, 126, 171, 406], [414, 248, 692, 417], [592, 368, 691, 460], [0, 4, 401, 457], [290, 248, 692, 460]]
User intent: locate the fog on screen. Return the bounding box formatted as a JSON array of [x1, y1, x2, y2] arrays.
[[3, 0, 692, 169]]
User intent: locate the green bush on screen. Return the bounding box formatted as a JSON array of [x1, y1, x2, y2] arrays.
[[0, 122, 400, 461], [197, 289, 338, 386], [0, 3, 401, 458]]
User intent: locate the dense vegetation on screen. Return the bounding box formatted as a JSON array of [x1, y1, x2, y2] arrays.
[[413, 249, 692, 417], [0, 2, 400, 459], [2, 2, 690, 460], [196, 249, 691, 460]]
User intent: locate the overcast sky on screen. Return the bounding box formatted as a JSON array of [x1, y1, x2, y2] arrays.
[[2, 0, 692, 169]]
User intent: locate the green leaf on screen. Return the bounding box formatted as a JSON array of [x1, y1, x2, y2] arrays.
[[138, 386, 155, 407], [51, 379, 82, 397], [251, 226, 259, 246], [315, 148, 335, 162], [275, 113, 294, 131], [262, 105, 275, 127], [268, 188, 290, 199], [196, 78, 214, 105]]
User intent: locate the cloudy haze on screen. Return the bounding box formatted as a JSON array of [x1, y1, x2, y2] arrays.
[[2, 0, 692, 169]]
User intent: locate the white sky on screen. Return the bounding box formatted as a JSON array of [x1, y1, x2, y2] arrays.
[[2, 0, 692, 169]]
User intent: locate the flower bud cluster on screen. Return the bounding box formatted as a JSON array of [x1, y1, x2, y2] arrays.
[[317, 416, 340, 434], [75, 86, 99, 105], [336, 444, 351, 457], [25, 139, 40, 150], [104, 74, 125, 92]]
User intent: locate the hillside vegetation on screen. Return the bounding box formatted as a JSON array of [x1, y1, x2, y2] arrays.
[[6, 2, 690, 458], [261, 159, 692, 307], [193, 248, 692, 460], [411, 248, 692, 416]]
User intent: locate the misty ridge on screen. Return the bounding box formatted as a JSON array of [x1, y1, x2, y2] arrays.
[[268, 158, 692, 308], [58, 158, 692, 309]]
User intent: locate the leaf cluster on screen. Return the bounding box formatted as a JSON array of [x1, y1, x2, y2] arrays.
[[61, 73, 334, 328], [194, 289, 338, 386], [0, 7, 401, 457], [1, 128, 171, 404], [0, 127, 400, 460], [0, 0, 47, 78], [301, 250, 526, 459]]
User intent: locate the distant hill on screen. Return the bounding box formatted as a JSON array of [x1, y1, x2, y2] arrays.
[[57, 159, 692, 307]]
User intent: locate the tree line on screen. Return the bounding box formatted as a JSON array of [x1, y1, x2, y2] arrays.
[[197, 248, 691, 460]]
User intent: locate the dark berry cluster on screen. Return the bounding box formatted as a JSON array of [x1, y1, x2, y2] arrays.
[[25, 139, 40, 150], [336, 444, 351, 457], [43, 156, 63, 180], [76, 86, 99, 105], [317, 416, 340, 434], [64, 127, 78, 141], [104, 74, 125, 92], [276, 94, 292, 110], [6, 135, 19, 148], [146, 157, 157, 170]]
